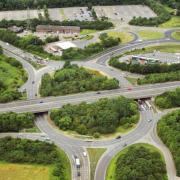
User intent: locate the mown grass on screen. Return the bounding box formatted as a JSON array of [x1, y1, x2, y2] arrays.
[[138, 30, 164, 40], [87, 148, 106, 180], [80, 29, 97, 35], [106, 143, 167, 180], [159, 16, 180, 28], [107, 31, 134, 44], [171, 31, 180, 40]]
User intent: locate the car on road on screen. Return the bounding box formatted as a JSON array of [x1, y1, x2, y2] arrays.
[[83, 152, 87, 157], [40, 100, 43, 103], [128, 87, 132, 91], [148, 119, 152, 122], [45, 137, 50, 141], [77, 171, 80, 176], [96, 91, 101, 94], [116, 135, 121, 139], [32, 81, 35, 84], [123, 143, 127, 147]]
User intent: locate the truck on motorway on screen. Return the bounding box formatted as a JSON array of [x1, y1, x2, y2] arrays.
[[75, 158, 80, 168]]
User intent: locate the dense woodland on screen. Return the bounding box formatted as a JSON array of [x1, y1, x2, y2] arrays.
[[0, 52, 26, 103], [62, 33, 120, 60], [114, 145, 167, 180], [0, 112, 34, 132], [0, 137, 68, 179], [50, 96, 139, 136], [157, 110, 180, 176], [0, 0, 177, 10], [0, 0, 178, 27], [40, 63, 119, 97], [155, 88, 180, 109]]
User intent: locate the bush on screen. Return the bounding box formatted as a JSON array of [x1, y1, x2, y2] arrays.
[[93, 132, 100, 138]]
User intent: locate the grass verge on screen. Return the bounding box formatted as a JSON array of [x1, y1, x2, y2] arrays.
[[171, 31, 180, 40], [138, 30, 164, 40], [87, 148, 106, 180], [107, 31, 134, 44], [125, 76, 138, 85], [159, 16, 180, 28]]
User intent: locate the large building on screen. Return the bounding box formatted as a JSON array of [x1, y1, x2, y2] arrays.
[[36, 25, 80, 34]]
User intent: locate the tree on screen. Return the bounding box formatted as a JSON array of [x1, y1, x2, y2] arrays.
[[59, 116, 72, 130]]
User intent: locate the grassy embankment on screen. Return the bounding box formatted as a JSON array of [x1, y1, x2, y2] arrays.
[[138, 30, 164, 40]]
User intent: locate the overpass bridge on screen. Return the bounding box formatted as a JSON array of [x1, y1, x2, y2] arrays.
[[0, 81, 179, 113]]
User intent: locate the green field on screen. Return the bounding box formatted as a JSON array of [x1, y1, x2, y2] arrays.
[[106, 143, 167, 180], [87, 148, 106, 180], [0, 148, 71, 180], [0, 163, 51, 180], [171, 31, 180, 40], [138, 30, 164, 40], [107, 31, 134, 44], [159, 16, 180, 28]]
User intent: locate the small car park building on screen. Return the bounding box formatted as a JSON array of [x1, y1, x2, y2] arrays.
[[36, 25, 80, 34]]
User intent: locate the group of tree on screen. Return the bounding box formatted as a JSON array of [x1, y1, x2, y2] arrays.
[[109, 58, 180, 84], [157, 110, 180, 176], [0, 54, 26, 103], [114, 144, 167, 180], [155, 88, 180, 109], [137, 71, 180, 85], [0, 29, 59, 60], [0, 18, 113, 31], [109, 58, 180, 75], [62, 33, 120, 60], [0, 137, 68, 179], [50, 96, 139, 136], [40, 63, 119, 97], [0, 112, 34, 132]]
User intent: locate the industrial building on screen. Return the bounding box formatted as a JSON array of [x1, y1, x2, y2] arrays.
[[36, 25, 80, 34]]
